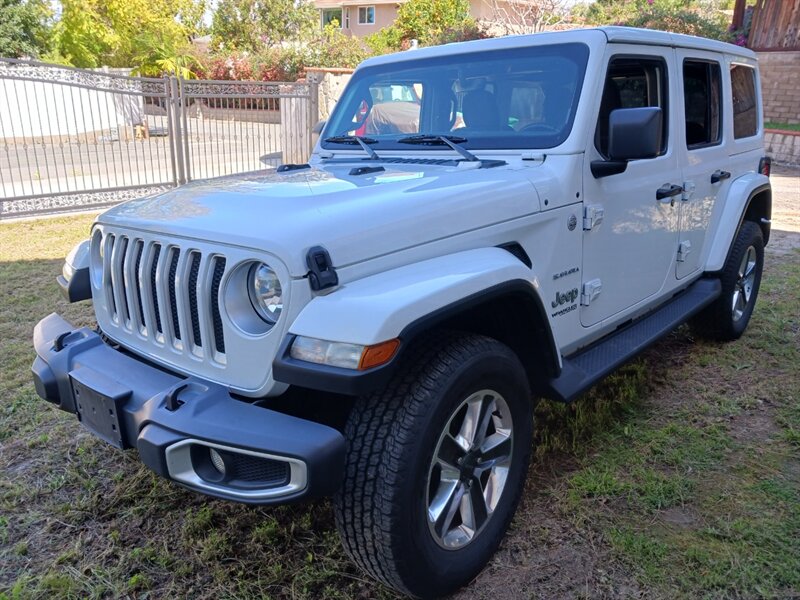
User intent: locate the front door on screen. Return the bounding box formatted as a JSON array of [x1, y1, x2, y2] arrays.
[[581, 47, 682, 327], [676, 50, 728, 279]]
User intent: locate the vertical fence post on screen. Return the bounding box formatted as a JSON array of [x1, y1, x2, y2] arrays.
[[179, 76, 192, 182], [168, 76, 186, 185], [164, 76, 179, 187], [308, 77, 320, 158]]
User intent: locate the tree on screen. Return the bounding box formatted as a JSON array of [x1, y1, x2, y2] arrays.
[[0, 0, 52, 58], [580, 0, 729, 40], [394, 0, 474, 45], [210, 0, 317, 52], [484, 0, 570, 35], [50, 0, 206, 68]]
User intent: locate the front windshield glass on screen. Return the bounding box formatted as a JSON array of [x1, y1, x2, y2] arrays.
[[323, 43, 590, 151]]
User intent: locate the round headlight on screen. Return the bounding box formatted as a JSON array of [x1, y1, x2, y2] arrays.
[[248, 263, 283, 324]]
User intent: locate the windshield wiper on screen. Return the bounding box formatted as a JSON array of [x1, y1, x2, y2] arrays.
[[397, 135, 478, 162], [323, 135, 381, 160]]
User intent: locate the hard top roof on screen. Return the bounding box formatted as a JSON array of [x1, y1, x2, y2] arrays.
[[359, 26, 756, 69]]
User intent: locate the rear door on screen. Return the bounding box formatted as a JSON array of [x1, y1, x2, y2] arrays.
[[675, 50, 727, 279]]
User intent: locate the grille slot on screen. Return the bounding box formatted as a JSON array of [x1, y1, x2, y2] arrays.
[[188, 252, 202, 347], [101, 234, 226, 360], [211, 257, 226, 354], [150, 244, 163, 334], [133, 240, 145, 326], [168, 249, 181, 341]]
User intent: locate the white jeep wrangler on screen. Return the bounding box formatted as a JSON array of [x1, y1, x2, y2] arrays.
[[34, 27, 772, 598]]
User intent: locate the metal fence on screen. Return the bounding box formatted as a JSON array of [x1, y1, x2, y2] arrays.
[[0, 58, 316, 219]]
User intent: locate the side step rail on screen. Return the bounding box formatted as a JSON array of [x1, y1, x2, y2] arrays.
[[546, 278, 721, 403]]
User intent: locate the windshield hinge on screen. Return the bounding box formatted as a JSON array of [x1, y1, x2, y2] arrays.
[[521, 152, 545, 162], [306, 246, 338, 291]]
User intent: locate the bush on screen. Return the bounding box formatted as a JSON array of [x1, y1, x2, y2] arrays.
[[581, 0, 729, 40], [624, 6, 728, 39]]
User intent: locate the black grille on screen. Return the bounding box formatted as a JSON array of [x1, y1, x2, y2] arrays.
[[134, 241, 145, 325], [168, 249, 181, 341], [229, 454, 290, 486], [211, 257, 226, 354], [118, 237, 130, 321], [103, 233, 226, 356], [188, 252, 202, 347], [150, 244, 163, 334]]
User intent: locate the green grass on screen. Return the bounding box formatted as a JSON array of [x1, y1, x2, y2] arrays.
[[765, 121, 800, 132], [1, 214, 799, 598]]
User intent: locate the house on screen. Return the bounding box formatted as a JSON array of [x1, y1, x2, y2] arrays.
[[313, 0, 508, 38]]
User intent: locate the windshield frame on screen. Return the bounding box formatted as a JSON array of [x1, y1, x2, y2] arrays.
[[321, 42, 591, 152]]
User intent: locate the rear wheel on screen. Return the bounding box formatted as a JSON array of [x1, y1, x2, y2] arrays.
[[691, 220, 764, 341], [334, 332, 533, 598]]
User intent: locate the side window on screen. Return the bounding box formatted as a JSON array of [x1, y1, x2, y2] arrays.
[[683, 60, 722, 148], [730, 64, 758, 139], [595, 57, 669, 158]]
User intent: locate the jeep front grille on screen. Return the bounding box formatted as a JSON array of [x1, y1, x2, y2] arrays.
[[100, 232, 227, 361]]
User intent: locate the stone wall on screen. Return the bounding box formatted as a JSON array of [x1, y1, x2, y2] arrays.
[[757, 51, 800, 125], [304, 67, 354, 121], [765, 130, 800, 166]]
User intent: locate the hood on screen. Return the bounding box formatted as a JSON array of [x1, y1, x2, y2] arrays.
[[99, 162, 541, 276]]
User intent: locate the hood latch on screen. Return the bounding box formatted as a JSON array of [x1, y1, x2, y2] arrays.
[[306, 246, 339, 291]]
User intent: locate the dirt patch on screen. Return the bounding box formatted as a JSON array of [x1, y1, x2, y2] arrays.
[[453, 460, 644, 600]]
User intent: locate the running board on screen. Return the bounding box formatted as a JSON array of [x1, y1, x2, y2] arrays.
[[545, 278, 721, 403]]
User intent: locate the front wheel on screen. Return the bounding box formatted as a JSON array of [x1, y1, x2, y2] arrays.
[[691, 220, 764, 341], [334, 332, 533, 598]]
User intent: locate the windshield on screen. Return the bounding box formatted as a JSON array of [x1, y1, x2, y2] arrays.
[[323, 43, 589, 151]]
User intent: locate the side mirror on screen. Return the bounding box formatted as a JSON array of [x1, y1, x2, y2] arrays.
[[312, 120, 327, 135], [592, 107, 663, 178]]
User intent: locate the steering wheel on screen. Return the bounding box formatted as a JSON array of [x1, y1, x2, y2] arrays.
[[518, 122, 560, 134]]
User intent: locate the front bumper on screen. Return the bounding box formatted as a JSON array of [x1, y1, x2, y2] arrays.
[[31, 313, 345, 504]]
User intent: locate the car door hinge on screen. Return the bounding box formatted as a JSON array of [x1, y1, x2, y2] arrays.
[[677, 240, 692, 262], [306, 246, 338, 291], [583, 205, 604, 230], [581, 279, 602, 306], [682, 180, 696, 202]]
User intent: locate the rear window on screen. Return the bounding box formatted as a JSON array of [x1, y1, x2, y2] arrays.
[[730, 64, 758, 139]]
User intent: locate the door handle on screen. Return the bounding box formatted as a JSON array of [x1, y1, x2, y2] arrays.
[[711, 170, 731, 184], [656, 184, 683, 203]]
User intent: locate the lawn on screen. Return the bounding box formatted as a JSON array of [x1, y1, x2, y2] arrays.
[[1, 213, 798, 599], [765, 121, 800, 132]]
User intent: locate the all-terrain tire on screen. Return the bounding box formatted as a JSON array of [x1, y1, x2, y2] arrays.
[[333, 331, 533, 599], [691, 220, 764, 341]]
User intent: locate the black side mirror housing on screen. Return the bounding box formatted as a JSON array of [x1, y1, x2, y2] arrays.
[[312, 120, 327, 135], [591, 107, 663, 178]]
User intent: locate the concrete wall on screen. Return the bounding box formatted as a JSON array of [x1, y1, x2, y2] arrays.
[[757, 51, 800, 125], [765, 130, 800, 166]]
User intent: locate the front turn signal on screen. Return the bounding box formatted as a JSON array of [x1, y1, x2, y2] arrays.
[[359, 339, 401, 370]]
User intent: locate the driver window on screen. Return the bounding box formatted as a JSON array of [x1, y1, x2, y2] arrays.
[[595, 57, 669, 158]]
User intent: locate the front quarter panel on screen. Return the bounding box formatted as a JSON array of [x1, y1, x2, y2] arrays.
[[287, 247, 541, 346]]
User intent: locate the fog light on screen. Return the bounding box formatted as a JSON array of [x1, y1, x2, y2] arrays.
[[209, 448, 226, 475]]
